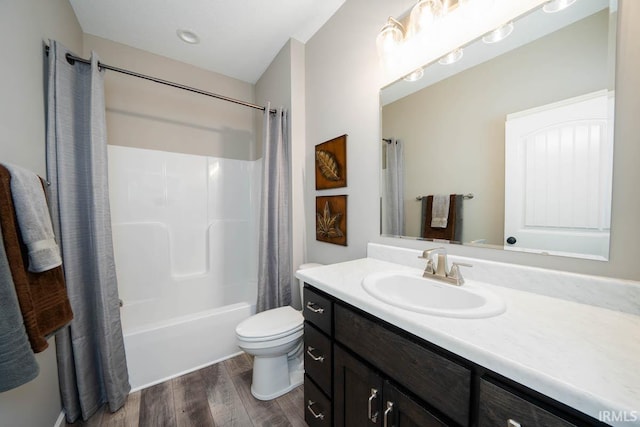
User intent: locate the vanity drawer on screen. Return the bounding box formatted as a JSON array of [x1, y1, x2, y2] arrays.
[[478, 379, 577, 427], [303, 287, 332, 335], [335, 304, 471, 426], [305, 374, 332, 427], [304, 322, 332, 396]]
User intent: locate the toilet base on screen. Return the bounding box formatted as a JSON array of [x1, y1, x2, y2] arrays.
[[250, 353, 304, 401]]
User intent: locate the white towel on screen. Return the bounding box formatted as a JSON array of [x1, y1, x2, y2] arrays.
[[2, 163, 62, 272], [431, 194, 450, 228]]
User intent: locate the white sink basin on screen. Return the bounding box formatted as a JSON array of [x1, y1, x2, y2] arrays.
[[362, 271, 506, 319]]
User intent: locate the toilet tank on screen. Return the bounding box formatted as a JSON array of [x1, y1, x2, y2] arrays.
[[297, 263, 323, 307]]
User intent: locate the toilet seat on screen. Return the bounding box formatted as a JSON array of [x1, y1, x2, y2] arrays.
[[236, 306, 303, 342]]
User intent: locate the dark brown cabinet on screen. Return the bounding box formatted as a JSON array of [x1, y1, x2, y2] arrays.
[[478, 379, 577, 427], [303, 287, 334, 426], [334, 304, 470, 426], [303, 284, 604, 427], [334, 344, 447, 427]]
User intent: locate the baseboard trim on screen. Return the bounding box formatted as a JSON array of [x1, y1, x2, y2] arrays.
[[54, 410, 65, 427]]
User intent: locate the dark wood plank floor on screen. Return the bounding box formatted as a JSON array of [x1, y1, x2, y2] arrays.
[[66, 353, 305, 427]]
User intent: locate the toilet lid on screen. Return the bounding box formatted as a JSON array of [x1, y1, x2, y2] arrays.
[[236, 306, 303, 341]]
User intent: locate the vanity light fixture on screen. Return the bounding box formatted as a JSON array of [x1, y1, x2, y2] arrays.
[[408, 0, 444, 37], [543, 0, 577, 13], [376, 17, 405, 61], [482, 21, 514, 44], [404, 68, 425, 82], [176, 29, 200, 44], [438, 48, 464, 65]]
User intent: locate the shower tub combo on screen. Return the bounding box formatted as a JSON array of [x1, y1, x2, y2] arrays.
[[108, 145, 261, 390]]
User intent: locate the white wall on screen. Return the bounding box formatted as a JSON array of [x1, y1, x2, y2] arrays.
[[255, 39, 307, 308], [306, 0, 415, 265], [0, 1, 82, 425], [305, 0, 640, 281], [83, 34, 258, 161]]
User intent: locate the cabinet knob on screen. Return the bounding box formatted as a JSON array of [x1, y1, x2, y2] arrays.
[[383, 401, 394, 427], [306, 301, 325, 314], [368, 388, 379, 423], [507, 419, 521, 427], [306, 346, 325, 363], [307, 400, 325, 420]]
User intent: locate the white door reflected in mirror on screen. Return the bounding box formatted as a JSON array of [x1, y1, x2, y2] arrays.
[[504, 90, 614, 260]]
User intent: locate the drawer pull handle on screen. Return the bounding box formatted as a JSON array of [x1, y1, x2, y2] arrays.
[[307, 400, 325, 420], [383, 401, 394, 427], [507, 420, 521, 427], [306, 346, 325, 363], [368, 388, 379, 423], [306, 301, 325, 314]]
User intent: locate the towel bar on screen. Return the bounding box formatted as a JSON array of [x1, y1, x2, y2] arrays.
[[416, 193, 474, 201]]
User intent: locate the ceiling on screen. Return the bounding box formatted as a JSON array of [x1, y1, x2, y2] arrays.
[[69, 0, 346, 84]]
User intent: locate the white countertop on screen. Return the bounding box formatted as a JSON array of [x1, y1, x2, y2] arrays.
[[296, 257, 640, 426]]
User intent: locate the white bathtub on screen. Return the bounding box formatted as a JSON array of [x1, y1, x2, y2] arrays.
[[123, 302, 255, 391], [108, 146, 262, 391]]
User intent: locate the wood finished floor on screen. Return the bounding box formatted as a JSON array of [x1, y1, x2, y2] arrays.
[[66, 353, 305, 427]]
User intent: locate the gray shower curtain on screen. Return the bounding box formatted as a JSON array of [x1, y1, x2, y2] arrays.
[[45, 41, 130, 422], [384, 139, 405, 235], [256, 103, 292, 312]]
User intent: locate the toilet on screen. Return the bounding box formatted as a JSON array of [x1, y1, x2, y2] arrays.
[[235, 263, 323, 400]]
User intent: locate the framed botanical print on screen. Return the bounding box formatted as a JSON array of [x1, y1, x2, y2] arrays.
[[315, 135, 347, 190], [315, 195, 347, 246]]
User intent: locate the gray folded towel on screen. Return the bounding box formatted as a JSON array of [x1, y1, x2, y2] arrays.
[[0, 222, 40, 392], [1, 163, 62, 272], [431, 194, 450, 228]]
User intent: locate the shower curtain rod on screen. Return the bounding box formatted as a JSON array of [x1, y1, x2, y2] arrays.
[[44, 45, 276, 114]]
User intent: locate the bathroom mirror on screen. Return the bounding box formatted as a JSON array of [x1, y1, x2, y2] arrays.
[[380, 0, 617, 260]]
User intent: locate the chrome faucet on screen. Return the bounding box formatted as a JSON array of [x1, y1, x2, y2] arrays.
[[418, 247, 472, 286]]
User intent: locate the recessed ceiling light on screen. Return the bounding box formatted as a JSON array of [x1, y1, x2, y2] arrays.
[[176, 29, 200, 44]]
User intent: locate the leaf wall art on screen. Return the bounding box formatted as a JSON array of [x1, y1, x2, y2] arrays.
[[315, 135, 347, 190], [315, 195, 347, 246]]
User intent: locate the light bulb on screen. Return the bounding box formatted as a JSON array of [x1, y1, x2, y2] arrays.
[[404, 68, 425, 82], [438, 48, 464, 65], [543, 0, 577, 13], [408, 0, 444, 38], [376, 17, 405, 60], [482, 21, 514, 44]]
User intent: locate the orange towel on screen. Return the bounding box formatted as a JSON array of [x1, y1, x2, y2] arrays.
[[0, 165, 73, 352]]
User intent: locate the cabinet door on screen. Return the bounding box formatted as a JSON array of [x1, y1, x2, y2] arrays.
[[478, 379, 578, 427], [382, 381, 449, 427], [334, 344, 384, 427]]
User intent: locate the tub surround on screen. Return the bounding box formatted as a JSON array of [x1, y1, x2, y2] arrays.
[[296, 244, 640, 426]]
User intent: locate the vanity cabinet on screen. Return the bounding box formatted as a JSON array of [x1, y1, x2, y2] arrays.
[[303, 284, 606, 427], [334, 304, 470, 426], [334, 344, 447, 427], [478, 379, 577, 427], [303, 287, 334, 426]]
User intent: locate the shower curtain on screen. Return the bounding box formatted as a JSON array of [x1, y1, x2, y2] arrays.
[[256, 103, 292, 312], [45, 41, 130, 422], [384, 139, 405, 236]]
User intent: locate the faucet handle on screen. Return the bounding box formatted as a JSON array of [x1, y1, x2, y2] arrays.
[[422, 259, 435, 276], [447, 262, 472, 285], [418, 247, 446, 259], [419, 247, 446, 277]]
